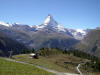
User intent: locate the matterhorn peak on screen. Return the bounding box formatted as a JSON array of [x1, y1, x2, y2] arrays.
[[33, 14, 66, 32], [42, 14, 58, 26]]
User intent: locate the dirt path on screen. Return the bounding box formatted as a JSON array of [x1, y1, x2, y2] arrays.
[[4, 58, 79, 75], [76, 63, 83, 75]]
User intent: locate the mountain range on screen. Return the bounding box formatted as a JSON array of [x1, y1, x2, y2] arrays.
[[0, 15, 87, 50]]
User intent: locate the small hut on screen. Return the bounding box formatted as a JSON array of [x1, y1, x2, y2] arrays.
[[29, 53, 38, 59]]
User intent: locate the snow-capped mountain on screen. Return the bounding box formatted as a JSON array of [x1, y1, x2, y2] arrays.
[[33, 15, 86, 40]]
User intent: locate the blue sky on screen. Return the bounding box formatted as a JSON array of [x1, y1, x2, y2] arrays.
[[0, 0, 100, 29]]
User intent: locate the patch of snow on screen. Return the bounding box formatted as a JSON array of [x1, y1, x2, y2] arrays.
[[14, 23, 21, 25], [43, 15, 51, 25], [29, 25, 33, 28], [0, 21, 11, 27], [67, 28, 86, 40], [54, 24, 66, 32], [33, 25, 45, 30], [76, 29, 86, 35]]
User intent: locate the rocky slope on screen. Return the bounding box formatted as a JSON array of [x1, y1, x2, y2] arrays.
[[0, 32, 27, 56], [75, 29, 100, 57]]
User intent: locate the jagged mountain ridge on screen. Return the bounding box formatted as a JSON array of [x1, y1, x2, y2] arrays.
[[0, 15, 86, 40]]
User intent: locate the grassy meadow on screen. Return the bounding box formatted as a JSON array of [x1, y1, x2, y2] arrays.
[[13, 54, 85, 73]]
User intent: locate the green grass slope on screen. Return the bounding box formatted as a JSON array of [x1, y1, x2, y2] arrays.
[[13, 53, 85, 73], [0, 57, 55, 75]]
